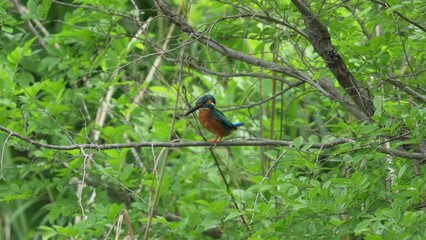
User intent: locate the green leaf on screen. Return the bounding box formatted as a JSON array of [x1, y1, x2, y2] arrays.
[[301, 141, 313, 151], [364, 235, 384, 240], [7, 47, 24, 65], [373, 95, 382, 117], [360, 124, 378, 134], [37, 0, 52, 20], [38, 226, 57, 240], [293, 136, 304, 148], [23, 0, 37, 20], [54, 225, 79, 237], [39, 57, 60, 71], [343, 154, 352, 162], [224, 210, 244, 222], [1, 26, 14, 33], [385, 4, 403, 14], [355, 219, 373, 234], [6, 37, 37, 65], [397, 164, 407, 178]]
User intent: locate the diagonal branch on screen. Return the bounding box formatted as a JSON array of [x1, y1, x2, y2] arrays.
[[343, 3, 372, 40], [153, 0, 310, 83], [10, 0, 49, 51], [291, 0, 375, 118], [387, 78, 426, 103]]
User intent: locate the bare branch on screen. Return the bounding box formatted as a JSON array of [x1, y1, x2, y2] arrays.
[[1, 126, 424, 160]]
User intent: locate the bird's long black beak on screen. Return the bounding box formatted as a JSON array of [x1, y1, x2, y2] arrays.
[[184, 104, 202, 116]]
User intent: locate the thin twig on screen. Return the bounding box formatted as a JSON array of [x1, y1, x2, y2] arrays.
[[0, 133, 13, 180], [144, 26, 183, 238], [209, 148, 250, 230], [369, 0, 426, 32], [250, 149, 288, 224], [154, 0, 310, 83]]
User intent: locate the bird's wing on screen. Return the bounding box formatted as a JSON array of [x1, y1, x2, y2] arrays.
[[212, 108, 243, 129]]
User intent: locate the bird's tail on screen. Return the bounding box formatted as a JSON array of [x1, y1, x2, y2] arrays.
[[232, 122, 244, 128]]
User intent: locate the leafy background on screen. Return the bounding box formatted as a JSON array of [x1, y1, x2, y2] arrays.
[[0, 0, 425, 239]]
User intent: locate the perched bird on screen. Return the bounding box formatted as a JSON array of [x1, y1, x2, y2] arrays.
[[184, 95, 244, 142]]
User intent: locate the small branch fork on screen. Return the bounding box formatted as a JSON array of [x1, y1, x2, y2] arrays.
[[0, 126, 424, 160]]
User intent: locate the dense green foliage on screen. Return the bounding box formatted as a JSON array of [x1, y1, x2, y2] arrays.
[[1, 0, 425, 239]]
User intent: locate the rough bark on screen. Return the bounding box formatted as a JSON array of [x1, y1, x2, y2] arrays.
[[291, 0, 375, 118]]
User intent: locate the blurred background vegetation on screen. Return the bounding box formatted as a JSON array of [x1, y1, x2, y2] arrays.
[[0, 0, 425, 239]]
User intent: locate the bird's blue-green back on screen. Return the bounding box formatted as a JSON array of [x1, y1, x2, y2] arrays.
[[209, 105, 244, 130]]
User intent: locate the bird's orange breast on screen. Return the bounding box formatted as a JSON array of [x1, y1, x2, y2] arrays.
[[199, 108, 232, 137]]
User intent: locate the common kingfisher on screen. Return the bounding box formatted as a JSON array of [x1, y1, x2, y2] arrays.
[[184, 95, 244, 142]]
